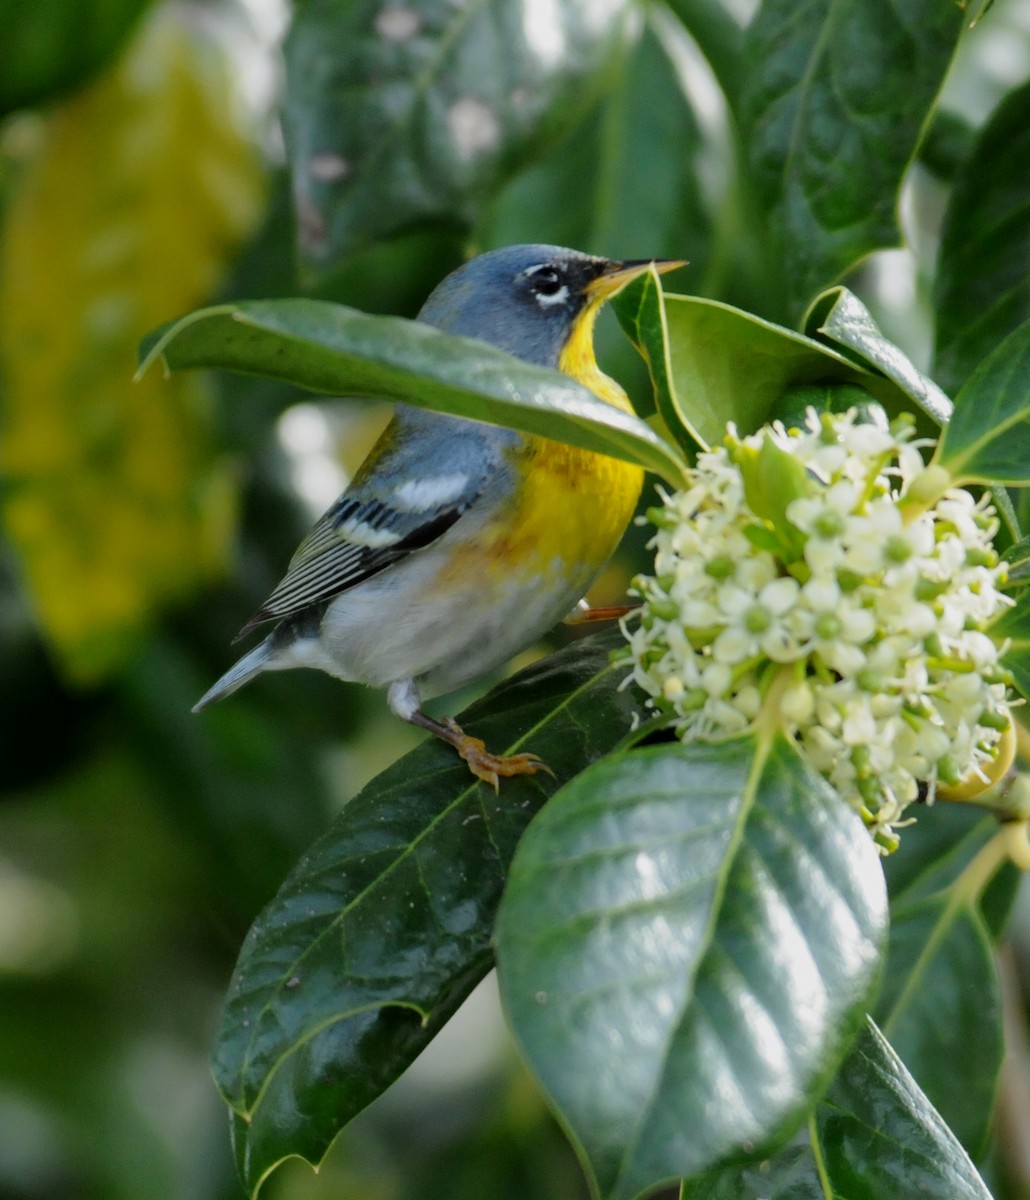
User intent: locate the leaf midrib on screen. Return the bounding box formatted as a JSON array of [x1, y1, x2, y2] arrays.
[[611, 734, 771, 1197]]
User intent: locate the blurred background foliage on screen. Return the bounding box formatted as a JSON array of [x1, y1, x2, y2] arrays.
[[2, 0, 1030, 1198]]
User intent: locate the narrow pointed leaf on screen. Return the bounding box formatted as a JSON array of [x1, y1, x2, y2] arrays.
[[139, 299, 688, 487], [936, 318, 1030, 485], [283, 0, 636, 270], [934, 79, 1030, 395], [739, 0, 964, 317], [495, 735, 887, 1200], [612, 270, 696, 453], [815, 1019, 993, 1199], [806, 287, 952, 425], [213, 630, 641, 1197], [683, 1020, 994, 1199]]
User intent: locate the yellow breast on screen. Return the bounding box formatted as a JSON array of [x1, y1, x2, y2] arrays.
[[485, 302, 643, 582]]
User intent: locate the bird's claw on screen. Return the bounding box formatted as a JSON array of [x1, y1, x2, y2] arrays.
[[443, 718, 555, 791]]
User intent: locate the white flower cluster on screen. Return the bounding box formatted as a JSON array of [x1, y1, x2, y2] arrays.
[[622, 409, 1014, 848]]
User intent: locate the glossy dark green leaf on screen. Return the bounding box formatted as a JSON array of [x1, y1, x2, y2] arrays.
[[739, 0, 964, 316], [213, 630, 641, 1197], [684, 1020, 994, 1200], [138, 299, 689, 487], [817, 1019, 993, 1198], [283, 0, 637, 271], [680, 1140, 823, 1200], [496, 735, 887, 1200], [615, 284, 906, 450], [874, 814, 1013, 1158], [934, 80, 1030, 395], [875, 895, 1001, 1158], [936, 318, 1030, 486], [0, 0, 151, 115], [806, 287, 952, 426]]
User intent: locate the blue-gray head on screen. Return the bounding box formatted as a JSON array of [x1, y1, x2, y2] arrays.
[[417, 244, 679, 368]]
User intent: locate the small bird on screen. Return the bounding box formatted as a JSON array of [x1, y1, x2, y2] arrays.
[[194, 244, 682, 786]]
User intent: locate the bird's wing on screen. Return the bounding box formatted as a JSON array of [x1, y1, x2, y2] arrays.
[[235, 411, 505, 639]]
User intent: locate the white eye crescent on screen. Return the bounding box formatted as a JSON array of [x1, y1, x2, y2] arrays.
[[535, 283, 568, 307], [526, 264, 568, 307]]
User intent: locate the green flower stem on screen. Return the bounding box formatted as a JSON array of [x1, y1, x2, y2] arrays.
[[755, 665, 795, 741], [1001, 820, 1030, 873]]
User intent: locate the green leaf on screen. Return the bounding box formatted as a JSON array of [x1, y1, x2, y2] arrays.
[[684, 1020, 994, 1199], [612, 270, 695, 452], [934, 79, 1030, 395], [213, 629, 641, 1197], [875, 818, 1011, 1159], [664, 0, 744, 115], [484, 16, 711, 269], [806, 287, 953, 426], [816, 1019, 993, 1198], [0, 0, 151, 115], [774, 382, 889, 433], [138, 298, 688, 488], [282, 0, 637, 272], [739, 0, 965, 317], [936, 318, 1030, 486], [495, 735, 887, 1200], [615, 284, 902, 450], [875, 896, 1001, 1158]]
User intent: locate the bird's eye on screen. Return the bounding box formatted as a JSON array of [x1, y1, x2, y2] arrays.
[[528, 266, 564, 296]]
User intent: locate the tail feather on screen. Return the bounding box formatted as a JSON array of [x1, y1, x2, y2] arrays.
[[192, 637, 276, 712]]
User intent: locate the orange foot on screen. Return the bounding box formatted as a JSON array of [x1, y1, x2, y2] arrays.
[[565, 603, 634, 625], [442, 718, 554, 791]]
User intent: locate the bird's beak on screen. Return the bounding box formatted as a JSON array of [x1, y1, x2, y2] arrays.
[[586, 257, 686, 301]]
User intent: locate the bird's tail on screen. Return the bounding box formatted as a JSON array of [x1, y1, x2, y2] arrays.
[[192, 636, 276, 713]]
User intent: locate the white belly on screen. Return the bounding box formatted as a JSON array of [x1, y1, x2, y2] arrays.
[[316, 542, 593, 697]]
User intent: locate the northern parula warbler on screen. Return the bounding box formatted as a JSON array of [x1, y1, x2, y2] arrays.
[[193, 244, 682, 785]]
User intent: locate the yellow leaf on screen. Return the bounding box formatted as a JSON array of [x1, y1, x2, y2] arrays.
[[0, 6, 263, 682]]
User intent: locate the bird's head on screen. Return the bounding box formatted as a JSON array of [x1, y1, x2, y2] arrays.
[[417, 244, 683, 369]]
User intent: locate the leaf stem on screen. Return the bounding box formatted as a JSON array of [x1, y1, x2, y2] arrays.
[[807, 1113, 834, 1200], [952, 828, 1013, 906]]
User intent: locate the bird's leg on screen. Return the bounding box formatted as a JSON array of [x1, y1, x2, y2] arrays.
[[387, 681, 552, 791], [564, 598, 635, 625]]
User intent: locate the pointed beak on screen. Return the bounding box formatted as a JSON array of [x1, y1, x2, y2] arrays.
[[586, 257, 686, 301]]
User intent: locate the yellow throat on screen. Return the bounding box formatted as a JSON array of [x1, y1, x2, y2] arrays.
[[557, 288, 634, 413]]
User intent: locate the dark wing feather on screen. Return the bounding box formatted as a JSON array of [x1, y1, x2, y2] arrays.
[[233, 411, 501, 640]]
